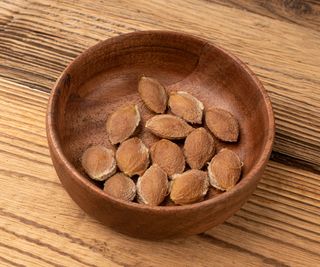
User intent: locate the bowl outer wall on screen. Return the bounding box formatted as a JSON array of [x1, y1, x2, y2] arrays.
[[46, 31, 275, 239]]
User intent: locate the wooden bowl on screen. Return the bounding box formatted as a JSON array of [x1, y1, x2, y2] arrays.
[[46, 31, 274, 239]]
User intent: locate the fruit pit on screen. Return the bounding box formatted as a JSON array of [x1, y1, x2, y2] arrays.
[[81, 76, 243, 206]]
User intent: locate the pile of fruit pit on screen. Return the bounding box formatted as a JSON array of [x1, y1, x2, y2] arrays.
[[81, 76, 243, 206]]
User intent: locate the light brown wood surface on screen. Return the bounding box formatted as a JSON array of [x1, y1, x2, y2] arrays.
[[0, 0, 319, 266]]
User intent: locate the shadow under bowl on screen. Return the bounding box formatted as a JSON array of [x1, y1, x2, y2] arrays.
[[46, 31, 274, 239]]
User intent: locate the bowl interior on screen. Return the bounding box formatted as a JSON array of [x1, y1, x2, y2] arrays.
[[53, 32, 272, 203]]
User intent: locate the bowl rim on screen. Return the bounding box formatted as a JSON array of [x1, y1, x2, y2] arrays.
[[46, 30, 275, 213]]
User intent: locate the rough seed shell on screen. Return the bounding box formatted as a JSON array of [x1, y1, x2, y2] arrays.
[[168, 91, 204, 123], [106, 104, 140, 144], [150, 139, 185, 177], [145, 114, 194, 139], [170, 170, 209, 205], [205, 107, 239, 142], [136, 164, 168, 206], [184, 127, 215, 169], [81, 145, 116, 181], [103, 173, 136, 201], [208, 148, 242, 191], [115, 137, 149, 177], [138, 76, 168, 113]]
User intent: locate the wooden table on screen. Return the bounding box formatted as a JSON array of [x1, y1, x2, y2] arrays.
[[0, 1, 319, 266]]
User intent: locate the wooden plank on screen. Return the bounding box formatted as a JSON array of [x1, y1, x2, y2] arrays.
[[206, 0, 320, 32], [0, 0, 319, 170], [0, 78, 319, 266]]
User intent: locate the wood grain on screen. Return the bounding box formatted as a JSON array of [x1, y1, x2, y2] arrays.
[[207, 0, 320, 31], [1, 78, 319, 266], [0, 0, 319, 265], [0, 0, 319, 170]]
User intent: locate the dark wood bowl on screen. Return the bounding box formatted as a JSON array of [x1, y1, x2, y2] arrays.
[[46, 31, 274, 239]]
